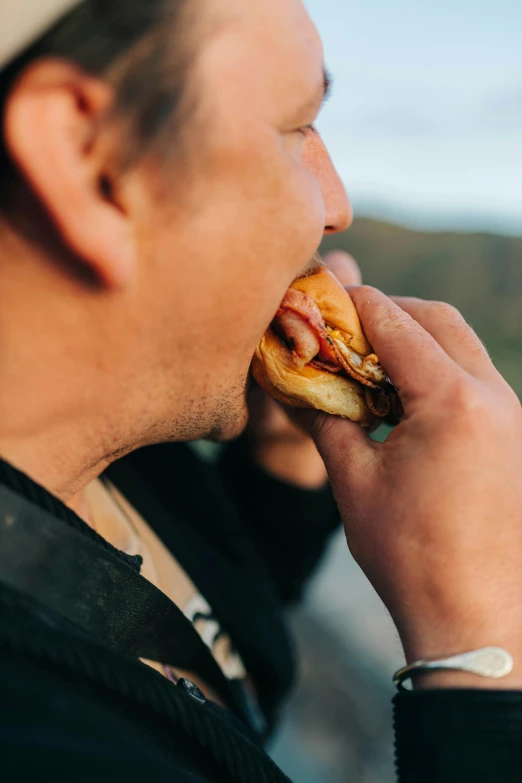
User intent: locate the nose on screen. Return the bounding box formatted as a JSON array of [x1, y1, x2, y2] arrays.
[[302, 132, 353, 234]]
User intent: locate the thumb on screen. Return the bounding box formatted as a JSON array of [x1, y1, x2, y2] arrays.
[[288, 408, 376, 475]]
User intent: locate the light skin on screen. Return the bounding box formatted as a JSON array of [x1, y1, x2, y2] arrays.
[[0, 0, 521, 693], [0, 0, 349, 502], [295, 289, 522, 688]]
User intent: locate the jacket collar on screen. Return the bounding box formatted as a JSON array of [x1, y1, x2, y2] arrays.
[[0, 456, 142, 572]]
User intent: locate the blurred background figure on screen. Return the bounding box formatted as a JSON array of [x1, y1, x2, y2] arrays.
[[270, 1, 522, 780]]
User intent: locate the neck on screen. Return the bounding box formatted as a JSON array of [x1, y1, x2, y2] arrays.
[[0, 418, 116, 505], [0, 234, 136, 504]]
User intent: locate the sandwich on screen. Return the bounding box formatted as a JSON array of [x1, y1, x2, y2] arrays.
[[251, 260, 402, 427]]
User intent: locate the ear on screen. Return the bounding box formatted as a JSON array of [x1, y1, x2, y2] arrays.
[[3, 59, 136, 289]]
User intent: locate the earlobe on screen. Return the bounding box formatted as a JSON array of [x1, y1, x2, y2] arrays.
[[3, 59, 137, 289]]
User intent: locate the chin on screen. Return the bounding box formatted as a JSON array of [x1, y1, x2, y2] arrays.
[[158, 376, 250, 445], [206, 398, 250, 443], [201, 370, 251, 442]]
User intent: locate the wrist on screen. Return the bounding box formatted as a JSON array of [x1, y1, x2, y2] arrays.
[[399, 624, 522, 691]]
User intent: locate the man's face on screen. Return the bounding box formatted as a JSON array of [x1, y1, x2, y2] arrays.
[[130, 0, 351, 442]]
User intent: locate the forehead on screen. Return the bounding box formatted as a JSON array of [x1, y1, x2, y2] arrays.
[[195, 0, 324, 120]]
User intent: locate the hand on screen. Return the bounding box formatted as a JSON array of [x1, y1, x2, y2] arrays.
[[248, 251, 361, 489], [296, 288, 522, 687]]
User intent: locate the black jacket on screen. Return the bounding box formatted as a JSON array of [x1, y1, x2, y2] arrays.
[[1, 444, 522, 782]]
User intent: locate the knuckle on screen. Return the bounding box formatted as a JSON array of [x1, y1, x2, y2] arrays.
[[469, 344, 492, 369], [445, 376, 486, 418], [501, 384, 522, 417], [355, 284, 379, 300], [455, 328, 490, 363], [453, 373, 522, 417], [429, 300, 463, 323], [376, 308, 411, 335], [353, 286, 421, 340], [429, 301, 492, 365], [370, 301, 410, 333]]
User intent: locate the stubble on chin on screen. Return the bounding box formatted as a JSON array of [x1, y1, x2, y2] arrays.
[[151, 378, 250, 445], [205, 376, 251, 442], [206, 399, 250, 442]]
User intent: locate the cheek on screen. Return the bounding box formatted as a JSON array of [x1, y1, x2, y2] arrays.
[[214, 142, 326, 309], [190, 122, 326, 273], [239, 162, 325, 340], [139, 135, 326, 377], [277, 162, 326, 262]]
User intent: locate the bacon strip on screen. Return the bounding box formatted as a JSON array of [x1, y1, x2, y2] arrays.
[[272, 286, 402, 423], [272, 289, 339, 366], [310, 359, 343, 374], [272, 309, 320, 367], [365, 386, 391, 418]]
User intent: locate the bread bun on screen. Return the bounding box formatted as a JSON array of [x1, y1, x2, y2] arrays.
[[252, 263, 403, 425], [292, 267, 371, 356], [252, 329, 376, 426]]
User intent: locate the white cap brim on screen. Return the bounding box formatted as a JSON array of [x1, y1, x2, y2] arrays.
[[0, 0, 83, 70]]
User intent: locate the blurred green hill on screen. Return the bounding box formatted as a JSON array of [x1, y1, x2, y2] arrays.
[[322, 218, 522, 396]]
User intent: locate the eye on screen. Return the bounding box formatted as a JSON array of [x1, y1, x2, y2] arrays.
[[297, 124, 316, 137]]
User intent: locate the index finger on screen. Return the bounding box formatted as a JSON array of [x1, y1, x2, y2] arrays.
[[390, 296, 496, 380], [350, 286, 459, 401]]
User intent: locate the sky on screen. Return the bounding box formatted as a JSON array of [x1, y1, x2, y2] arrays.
[[306, 0, 522, 235]]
